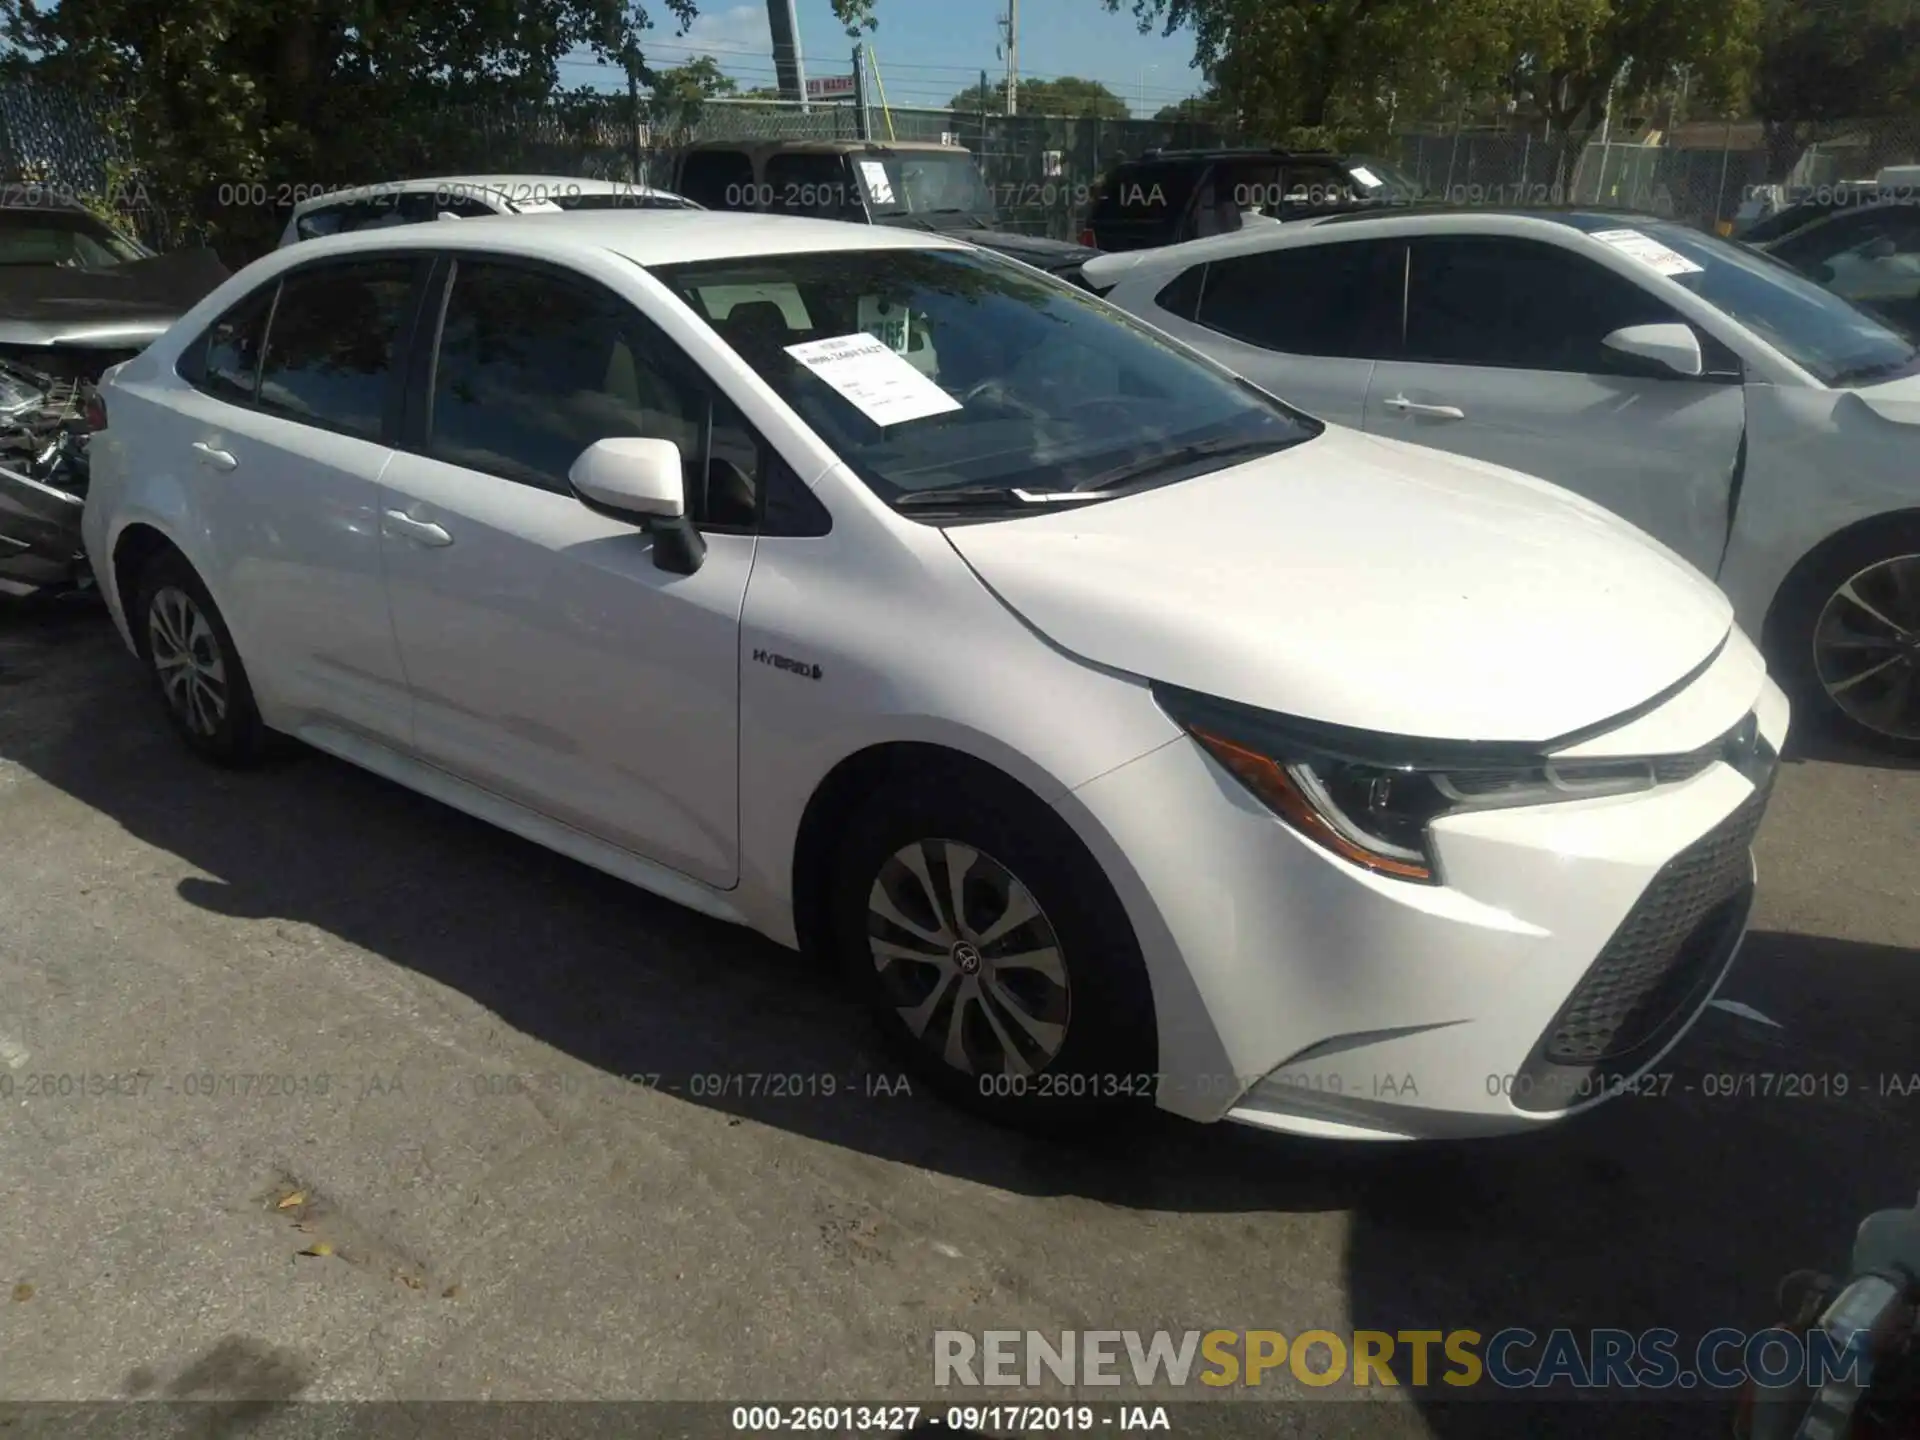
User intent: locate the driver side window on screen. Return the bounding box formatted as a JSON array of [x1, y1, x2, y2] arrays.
[[424, 258, 762, 529]]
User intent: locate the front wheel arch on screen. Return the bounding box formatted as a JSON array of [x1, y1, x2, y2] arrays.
[[790, 742, 1050, 966], [1761, 507, 1920, 744]]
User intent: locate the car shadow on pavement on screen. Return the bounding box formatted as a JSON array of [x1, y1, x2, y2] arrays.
[[4, 607, 1917, 1438]]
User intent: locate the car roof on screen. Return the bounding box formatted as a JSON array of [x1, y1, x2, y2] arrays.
[[288, 174, 685, 215], [268, 209, 969, 268], [1109, 148, 1346, 168], [0, 192, 101, 217], [679, 139, 970, 158], [1077, 206, 1675, 283]]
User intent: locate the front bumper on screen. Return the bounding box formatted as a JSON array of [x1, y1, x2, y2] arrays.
[[1057, 646, 1790, 1139]]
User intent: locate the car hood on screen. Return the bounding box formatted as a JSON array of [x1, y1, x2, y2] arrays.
[[0, 248, 231, 349], [1847, 369, 1920, 424], [942, 426, 1735, 744]]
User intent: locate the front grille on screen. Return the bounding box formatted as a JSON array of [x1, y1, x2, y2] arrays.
[[1541, 779, 1771, 1068]]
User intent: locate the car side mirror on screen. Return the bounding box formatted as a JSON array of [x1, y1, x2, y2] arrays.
[[567, 436, 707, 576], [1602, 322, 1704, 379]]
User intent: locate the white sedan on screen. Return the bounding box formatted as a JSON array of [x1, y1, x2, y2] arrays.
[[1085, 209, 1920, 748], [83, 212, 1786, 1140]]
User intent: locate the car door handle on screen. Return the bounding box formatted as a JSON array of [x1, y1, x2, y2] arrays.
[[191, 441, 238, 471], [383, 510, 454, 547], [1382, 395, 1467, 420]]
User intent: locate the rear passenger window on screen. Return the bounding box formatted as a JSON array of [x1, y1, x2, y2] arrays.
[[425, 260, 762, 527], [180, 284, 276, 404], [1153, 265, 1206, 320], [679, 150, 755, 210], [1194, 240, 1405, 358], [255, 258, 421, 440]]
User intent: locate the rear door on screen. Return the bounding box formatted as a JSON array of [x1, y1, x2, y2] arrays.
[[162, 255, 425, 740], [1149, 237, 1405, 426], [1362, 233, 1747, 575]]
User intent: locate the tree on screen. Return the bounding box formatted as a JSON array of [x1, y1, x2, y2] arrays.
[[1104, 0, 1760, 147], [1496, 0, 1761, 138], [945, 75, 1130, 119], [0, 0, 879, 256], [1751, 0, 1920, 178]]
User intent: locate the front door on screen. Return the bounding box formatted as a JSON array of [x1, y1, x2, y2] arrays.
[[377, 256, 759, 887], [1362, 235, 1747, 577]]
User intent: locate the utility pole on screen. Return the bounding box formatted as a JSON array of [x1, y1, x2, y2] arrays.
[[852, 43, 870, 141], [1005, 0, 1019, 116], [766, 0, 810, 110], [628, 65, 643, 184]]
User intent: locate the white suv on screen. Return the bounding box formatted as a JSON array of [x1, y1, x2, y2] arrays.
[[83, 211, 1786, 1140]]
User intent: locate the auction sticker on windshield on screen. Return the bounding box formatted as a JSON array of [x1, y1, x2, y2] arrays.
[[1591, 228, 1704, 277], [858, 161, 896, 205], [785, 333, 961, 426]]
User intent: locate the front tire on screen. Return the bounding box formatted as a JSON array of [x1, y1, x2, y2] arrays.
[[829, 762, 1158, 1133], [1771, 521, 1920, 754], [131, 551, 271, 766]]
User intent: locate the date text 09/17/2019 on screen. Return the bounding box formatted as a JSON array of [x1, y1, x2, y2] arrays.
[[729, 1405, 1171, 1432]]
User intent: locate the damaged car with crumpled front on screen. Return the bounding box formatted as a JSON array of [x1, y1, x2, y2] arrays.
[[0, 190, 229, 597]]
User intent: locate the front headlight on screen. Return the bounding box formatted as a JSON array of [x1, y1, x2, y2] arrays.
[[1154, 683, 1661, 884]]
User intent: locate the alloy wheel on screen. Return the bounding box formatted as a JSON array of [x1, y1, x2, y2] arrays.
[[147, 585, 229, 738], [866, 839, 1071, 1078], [1812, 553, 1920, 742]]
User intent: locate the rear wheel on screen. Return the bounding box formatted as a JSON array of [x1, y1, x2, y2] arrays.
[[132, 551, 272, 766], [829, 762, 1158, 1133], [1772, 523, 1920, 754]]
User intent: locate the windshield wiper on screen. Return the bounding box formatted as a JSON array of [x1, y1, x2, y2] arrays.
[[893, 484, 1120, 511], [1070, 437, 1296, 492]]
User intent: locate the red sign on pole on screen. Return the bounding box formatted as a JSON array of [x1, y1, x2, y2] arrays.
[[806, 75, 857, 98]]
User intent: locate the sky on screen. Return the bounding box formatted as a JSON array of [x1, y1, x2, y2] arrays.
[[559, 0, 1205, 115]]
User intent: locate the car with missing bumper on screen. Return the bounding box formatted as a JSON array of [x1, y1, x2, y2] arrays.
[[85, 211, 1786, 1139], [0, 191, 229, 596]]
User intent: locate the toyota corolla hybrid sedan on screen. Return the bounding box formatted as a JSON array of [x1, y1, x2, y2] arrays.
[[81, 211, 1788, 1140]]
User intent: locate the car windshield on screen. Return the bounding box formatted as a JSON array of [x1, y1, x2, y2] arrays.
[[1575, 217, 1918, 386], [1345, 157, 1423, 201], [651, 247, 1320, 504], [852, 152, 996, 220], [0, 209, 148, 267]]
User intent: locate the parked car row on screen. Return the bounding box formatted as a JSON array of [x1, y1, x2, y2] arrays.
[[6, 147, 1914, 1146]]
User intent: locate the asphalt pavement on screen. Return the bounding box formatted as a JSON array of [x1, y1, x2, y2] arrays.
[[0, 597, 1915, 1440]]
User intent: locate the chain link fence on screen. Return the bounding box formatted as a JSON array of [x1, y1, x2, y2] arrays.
[[3, 74, 1914, 251], [1394, 116, 1920, 232]]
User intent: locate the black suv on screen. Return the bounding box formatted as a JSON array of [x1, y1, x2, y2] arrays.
[[673, 140, 1100, 279], [1082, 148, 1424, 251]]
